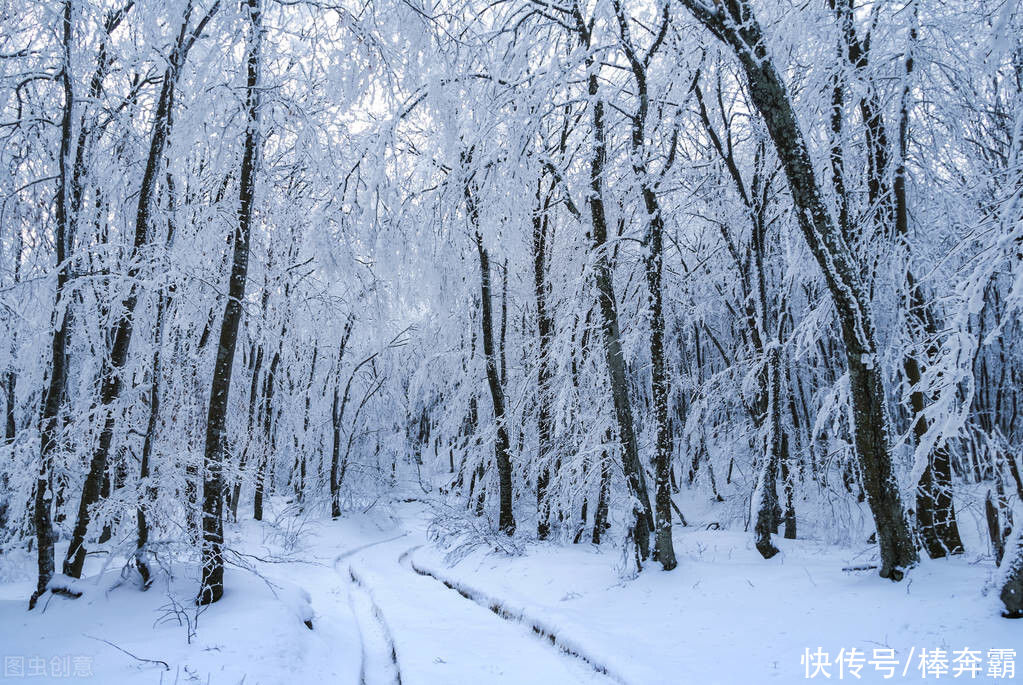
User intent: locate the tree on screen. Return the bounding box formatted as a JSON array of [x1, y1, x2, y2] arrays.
[[612, 0, 676, 570], [465, 151, 516, 535], [197, 0, 263, 606]]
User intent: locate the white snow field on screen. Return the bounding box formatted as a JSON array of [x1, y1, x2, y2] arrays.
[[0, 494, 1017, 685]]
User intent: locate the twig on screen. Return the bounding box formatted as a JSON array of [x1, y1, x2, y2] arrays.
[[84, 634, 170, 671]]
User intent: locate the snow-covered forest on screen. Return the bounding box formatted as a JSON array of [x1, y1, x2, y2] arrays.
[[0, 0, 1021, 682]]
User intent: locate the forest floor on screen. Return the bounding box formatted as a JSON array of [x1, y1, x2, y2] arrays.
[[0, 488, 1017, 684]]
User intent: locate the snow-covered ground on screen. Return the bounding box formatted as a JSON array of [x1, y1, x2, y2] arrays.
[[0, 495, 1017, 684]]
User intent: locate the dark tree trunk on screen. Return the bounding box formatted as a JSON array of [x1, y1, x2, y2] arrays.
[[254, 344, 281, 522], [197, 0, 261, 606], [533, 180, 554, 540], [986, 490, 1005, 566], [754, 346, 782, 559], [1000, 531, 1023, 618], [464, 171, 515, 534], [780, 430, 797, 539], [30, 0, 74, 609], [643, 157, 676, 570], [231, 341, 263, 521], [328, 320, 355, 518], [136, 279, 169, 589], [330, 382, 343, 518], [0, 370, 13, 532], [4, 372, 14, 444], [294, 344, 318, 505], [612, 0, 676, 569], [680, 0, 918, 580], [592, 433, 612, 545], [780, 364, 797, 540], [889, 19, 964, 558]]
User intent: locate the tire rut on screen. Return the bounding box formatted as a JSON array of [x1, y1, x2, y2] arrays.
[[399, 546, 628, 685], [347, 566, 403, 685]]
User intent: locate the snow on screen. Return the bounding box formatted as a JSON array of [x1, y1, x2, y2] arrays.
[[412, 525, 1018, 684], [0, 517, 362, 684], [1, 497, 1017, 684]]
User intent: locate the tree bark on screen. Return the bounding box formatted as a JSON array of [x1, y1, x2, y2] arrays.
[[592, 432, 612, 545], [533, 180, 555, 540], [613, 0, 676, 569], [1000, 528, 1023, 618], [231, 341, 263, 521], [136, 280, 169, 589], [754, 346, 783, 559], [254, 343, 281, 522], [891, 15, 963, 558], [30, 0, 75, 609], [328, 319, 356, 518]]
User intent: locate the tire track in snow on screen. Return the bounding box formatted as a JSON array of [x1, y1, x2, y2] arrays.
[[334, 532, 410, 563], [399, 545, 629, 685], [348, 565, 403, 685]]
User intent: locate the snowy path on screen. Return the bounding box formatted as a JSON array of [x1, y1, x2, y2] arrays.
[[334, 529, 614, 685]]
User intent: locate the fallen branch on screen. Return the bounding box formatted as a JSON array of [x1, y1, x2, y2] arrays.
[[669, 499, 688, 527]]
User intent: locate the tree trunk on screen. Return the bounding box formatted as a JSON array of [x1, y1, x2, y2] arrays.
[[30, 0, 75, 609], [1000, 527, 1023, 618], [197, 0, 262, 606], [329, 319, 355, 518], [330, 382, 343, 518], [754, 346, 783, 559], [294, 344, 318, 505], [0, 370, 13, 532], [568, 4, 653, 558], [533, 180, 554, 540], [889, 17, 964, 558], [612, 1, 676, 568], [231, 341, 263, 521], [136, 281, 169, 589], [254, 344, 281, 522], [465, 180, 515, 534], [592, 434, 612, 545]]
